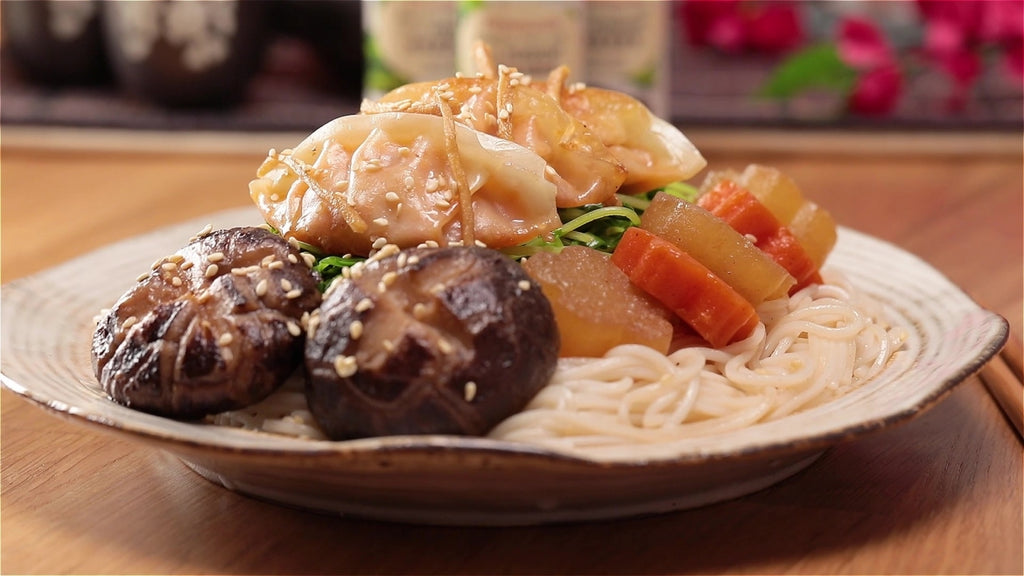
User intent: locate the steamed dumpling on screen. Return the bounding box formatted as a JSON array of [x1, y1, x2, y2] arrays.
[[539, 80, 707, 194], [249, 112, 561, 256], [366, 76, 627, 208]]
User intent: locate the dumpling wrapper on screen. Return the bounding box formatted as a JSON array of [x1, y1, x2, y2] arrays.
[[249, 112, 561, 256], [541, 83, 707, 194], [368, 77, 627, 208]]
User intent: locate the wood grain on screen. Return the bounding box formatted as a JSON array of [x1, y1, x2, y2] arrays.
[[2, 131, 1021, 575]]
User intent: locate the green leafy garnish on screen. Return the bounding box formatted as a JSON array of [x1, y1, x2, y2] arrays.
[[502, 181, 700, 259]]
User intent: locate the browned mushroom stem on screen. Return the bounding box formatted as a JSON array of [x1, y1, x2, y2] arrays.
[[304, 245, 559, 439], [92, 227, 321, 419]]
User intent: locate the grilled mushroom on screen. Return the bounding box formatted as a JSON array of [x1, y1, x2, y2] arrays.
[[91, 227, 321, 419], [305, 245, 559, 439]]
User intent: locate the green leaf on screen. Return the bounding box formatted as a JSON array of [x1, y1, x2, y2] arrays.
[[758, 44, 858, 100]]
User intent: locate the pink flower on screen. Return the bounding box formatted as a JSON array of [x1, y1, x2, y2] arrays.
[[745, 3, 804, 53], [836, 16, 904, 116], [838, 16, 894, 69], [848, 64, 904, 116], [917, 0, 1023, 103], [680, 0, 742, 49], [679, 1, 804, 54]]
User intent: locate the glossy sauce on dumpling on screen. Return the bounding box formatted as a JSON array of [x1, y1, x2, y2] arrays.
[[250, 112, 561, 256], [369, 76, 627, 208]]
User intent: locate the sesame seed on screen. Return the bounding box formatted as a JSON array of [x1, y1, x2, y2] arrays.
[[167, 254, 185, 263], [136, 271, 150, 282], [285, 289, 303, 299], [122, 316, 138, 330], [301, 252, 316, 267], [261, 254, 276, 267], [371, 244, 400, 262], [397, 253, 408, 268], [194, 223, 214, 238], [381, 271, 397, 287], [435, 198, 451, 209], [412, 302, 430, 320], [286, 321, 302, 337], [349, 320, 364, 340], [385, 191, 401, 203], [171, 277, 183, 287], [464, 381, 477, 402], [256, 279, 268, 296], [287, 237, 301, 249], [307, 313, 321, 339], [161, 262, 178, 271], [407, 255, 421, 265], [207, 252, 225, 263], [287, 254, 299, 264], [180, 261, 194, 271], [231, 265, 260, 276], [518, 279, 532, 291], [425, 178, 439, 193], [205, 264, 219, 278], [218, 332, 233, 346], [333, 355, 358, 378], [437, 338, 454, 354], [372, 217, 389, 227], [280, 278, 293, 292], [497, 109, 510, 121], [268, 261, 285, 270], [474, 239, 488, 248], [196, 291, 211, 304], [371, 237, 388, 250], [381, 339, 395, 352], [222, 348, 234, 363]]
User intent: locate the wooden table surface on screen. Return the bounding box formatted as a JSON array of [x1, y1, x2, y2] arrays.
[[2, 128, 1022, 575]]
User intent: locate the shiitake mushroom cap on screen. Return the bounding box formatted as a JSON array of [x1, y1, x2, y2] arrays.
[[304, 246, 559, 439]]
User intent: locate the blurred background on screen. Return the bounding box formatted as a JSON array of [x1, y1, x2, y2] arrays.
[[1, 0, 1021, 134]]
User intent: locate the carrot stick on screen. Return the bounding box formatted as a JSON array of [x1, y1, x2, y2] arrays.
[[612, 227, 759, 348], [697, 179, 778, 241], [757, 227, 821, 291], [699, 180, 821, 293]]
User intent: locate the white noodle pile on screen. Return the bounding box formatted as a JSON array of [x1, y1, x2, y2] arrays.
[[487, 273, 907, 459]]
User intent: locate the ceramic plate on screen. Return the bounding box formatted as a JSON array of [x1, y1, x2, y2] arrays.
[[1, 207, 1008, 525]]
